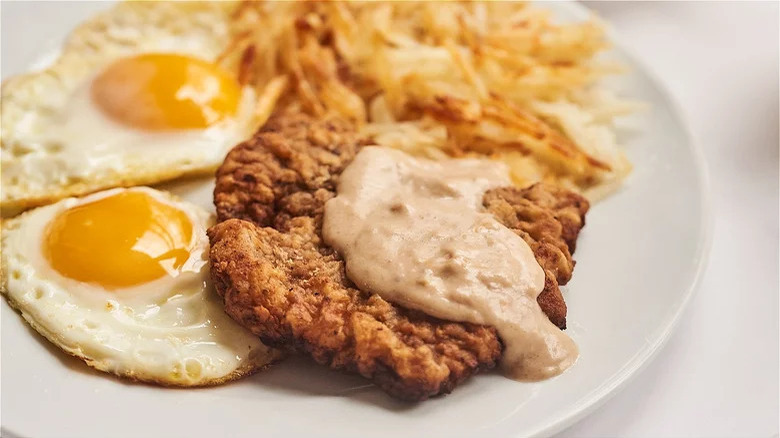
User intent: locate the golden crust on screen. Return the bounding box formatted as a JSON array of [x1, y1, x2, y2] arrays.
[[208, 111, 589, 400], [483, 184, 590, 328], [223, 2, 633, 199], [1, 162, 218, 218]]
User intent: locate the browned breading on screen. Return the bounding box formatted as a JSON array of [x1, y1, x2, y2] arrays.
[[208, 111, 589, 400], [483, 184, 590, 328]]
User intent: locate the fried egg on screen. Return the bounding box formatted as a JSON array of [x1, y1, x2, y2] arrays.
[[1, 1, 255, 216], [0, 187, 281, 386]]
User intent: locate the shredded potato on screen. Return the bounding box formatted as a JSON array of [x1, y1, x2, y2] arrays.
[[219, 1, 636, 200]]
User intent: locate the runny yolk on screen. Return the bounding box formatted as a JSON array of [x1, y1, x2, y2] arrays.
[[90, 53, 241, 131], [43, 191, 194, 289]]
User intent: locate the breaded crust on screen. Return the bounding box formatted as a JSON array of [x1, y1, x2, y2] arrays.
[[209, 111, 589, 400]]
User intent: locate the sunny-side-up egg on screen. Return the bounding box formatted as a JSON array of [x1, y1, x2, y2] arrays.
[[0, 1, 256, 216], [0, 187, 281, 386]]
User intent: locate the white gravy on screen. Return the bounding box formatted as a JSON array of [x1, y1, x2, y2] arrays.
[[322, 146, 578, 380]]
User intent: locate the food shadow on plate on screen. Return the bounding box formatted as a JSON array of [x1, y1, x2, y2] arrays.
[[247, 354, 428, 411]]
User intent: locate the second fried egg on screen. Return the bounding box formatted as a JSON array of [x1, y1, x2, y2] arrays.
[[1, 2, 255, 216], [1, 187, 281, 386]]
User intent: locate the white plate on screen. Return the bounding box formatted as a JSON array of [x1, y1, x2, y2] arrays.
[[0, 2, 711, 438]]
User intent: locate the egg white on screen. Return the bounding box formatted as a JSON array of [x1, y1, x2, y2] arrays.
[[0, 1, 252, 216], [0, 187, 281, 386]]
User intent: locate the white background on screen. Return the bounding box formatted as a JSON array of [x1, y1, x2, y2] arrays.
[[0, 2, 777, 438], [558, 2, 779, 437]]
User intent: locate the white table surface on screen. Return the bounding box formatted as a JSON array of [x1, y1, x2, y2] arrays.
[[1, 2, 777, 438], [557, 2, 779, 437]]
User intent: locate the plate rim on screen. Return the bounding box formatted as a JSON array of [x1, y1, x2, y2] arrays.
[[522, 12, 715, 438], [0, 2, 714, 437]]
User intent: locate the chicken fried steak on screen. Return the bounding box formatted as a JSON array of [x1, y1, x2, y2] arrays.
[[208, 112, 589, 400]]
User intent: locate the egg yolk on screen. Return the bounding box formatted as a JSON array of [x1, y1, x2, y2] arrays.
[[91, 53, 241, 131], [43, 191, 194, 289]]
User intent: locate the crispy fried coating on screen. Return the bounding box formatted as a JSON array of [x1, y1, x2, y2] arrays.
[[483, 184, 589, 328], [209, 111, 589, 400]]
